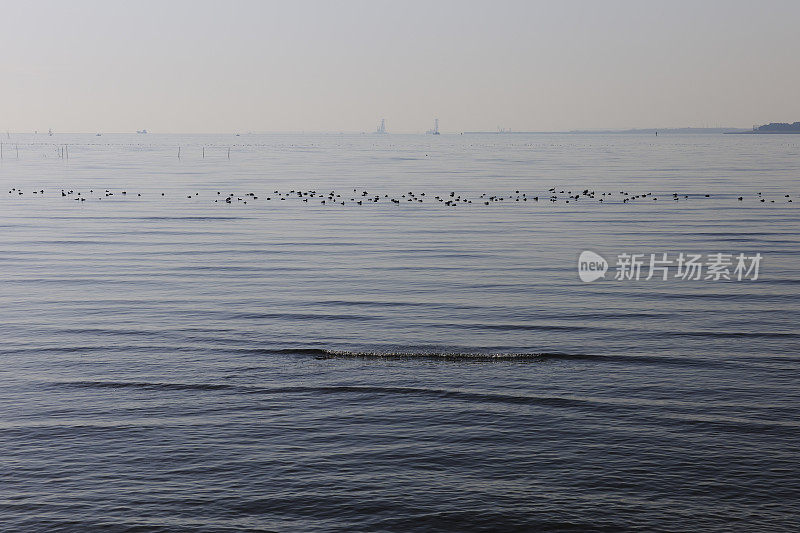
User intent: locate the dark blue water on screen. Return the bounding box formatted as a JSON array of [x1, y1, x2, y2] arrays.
[[1, 134, 799, 531]]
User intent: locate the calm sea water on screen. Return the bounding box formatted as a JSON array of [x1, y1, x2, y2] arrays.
[[1, 133, 799, 532]]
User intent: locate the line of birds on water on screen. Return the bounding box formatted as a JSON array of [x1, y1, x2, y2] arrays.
[[5, 187, 798, 205]]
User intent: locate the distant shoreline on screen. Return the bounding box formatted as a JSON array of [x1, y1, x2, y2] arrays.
[[724, 131, 800, 135], [463, 128, 748, 135], [727, 122, 800, 134]]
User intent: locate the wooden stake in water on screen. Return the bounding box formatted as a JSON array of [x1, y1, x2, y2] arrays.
[[16, 144, 19, 159], [227, 147, 230, 160], [178, 146, 181, 159], [202, 146, 205, 158]]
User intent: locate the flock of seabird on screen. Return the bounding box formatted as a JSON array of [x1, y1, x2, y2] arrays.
[[4, 187, 797, 206]]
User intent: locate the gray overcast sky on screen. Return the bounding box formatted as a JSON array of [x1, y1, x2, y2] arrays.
[[2, 0, 799, 133]]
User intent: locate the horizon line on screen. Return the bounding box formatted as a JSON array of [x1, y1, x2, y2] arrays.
[[0, 126, 754, 136]]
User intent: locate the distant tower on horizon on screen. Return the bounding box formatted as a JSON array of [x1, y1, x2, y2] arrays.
[[427, 118, 440, 135], [376, 118, 387, 134]]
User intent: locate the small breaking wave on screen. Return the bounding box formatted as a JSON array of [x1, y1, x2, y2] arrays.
[[235, 347, 735, 368], [237, 347, 599, 361], [313, 349, 597, 361]]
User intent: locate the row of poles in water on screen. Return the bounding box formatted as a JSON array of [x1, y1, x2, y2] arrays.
[[178, 146, 231, 159], [0, 142, 26, 159], [1, 143, 70, 159], [1, 144, 232, 160]]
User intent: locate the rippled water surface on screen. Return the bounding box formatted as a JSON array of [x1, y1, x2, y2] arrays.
[[1, 133, 799, 531]]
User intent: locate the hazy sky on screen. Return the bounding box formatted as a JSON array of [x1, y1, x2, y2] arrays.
[[2, 0, 799, 133]]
